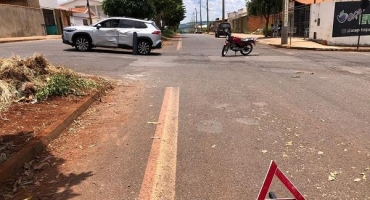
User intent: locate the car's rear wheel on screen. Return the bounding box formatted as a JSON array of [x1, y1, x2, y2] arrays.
[[137, 40, 151, 55], [74, 36, 91, 51]]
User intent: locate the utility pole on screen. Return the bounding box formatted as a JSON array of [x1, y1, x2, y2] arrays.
[[195, 7, 198, 33], [87, 0, 92, 25], [222, 0, 225, 21], [191, 12, 195, 33], [200, 0, 202, 32], [281, 0, 288, 44], [195, 7, 198, 26], [207, 0, 209, 32]]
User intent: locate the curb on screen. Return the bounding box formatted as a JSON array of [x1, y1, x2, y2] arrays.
[[0, 36, 61, 44], [0, 88, 104, 186], [0, 39, 44, 44], [267, 44, 370, 52]]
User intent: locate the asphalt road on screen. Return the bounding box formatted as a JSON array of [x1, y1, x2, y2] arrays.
[[1, 35, 370, 199]]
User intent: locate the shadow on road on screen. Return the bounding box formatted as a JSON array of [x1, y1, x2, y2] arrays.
[[63, 48, 162, 56]]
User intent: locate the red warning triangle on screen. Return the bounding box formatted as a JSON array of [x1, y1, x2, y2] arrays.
[[257, 160, 305, 200]]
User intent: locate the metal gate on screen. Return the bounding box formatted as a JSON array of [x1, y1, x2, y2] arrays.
[[293, 4, 310, 38], [42, 9, 58, 35]]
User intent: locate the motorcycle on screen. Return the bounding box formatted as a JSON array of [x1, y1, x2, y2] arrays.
[[221, 30, 255, 57]]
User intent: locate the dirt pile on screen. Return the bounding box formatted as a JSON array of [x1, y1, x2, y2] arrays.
[[0, 54, 104, 111]]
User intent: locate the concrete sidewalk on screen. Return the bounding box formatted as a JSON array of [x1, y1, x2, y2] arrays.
[[0, 35, 61, 43]]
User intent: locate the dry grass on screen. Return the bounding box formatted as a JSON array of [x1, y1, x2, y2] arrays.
[[0, 54, 104, 111]]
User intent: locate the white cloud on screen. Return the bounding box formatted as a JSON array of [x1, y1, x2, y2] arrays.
[[182, 0, 247, 23]]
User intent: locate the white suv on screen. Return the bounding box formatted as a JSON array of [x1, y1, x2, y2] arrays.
[[62, 17, 162, 55]]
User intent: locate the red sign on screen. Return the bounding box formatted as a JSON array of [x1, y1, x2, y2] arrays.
[[257, 161, 305, 200]]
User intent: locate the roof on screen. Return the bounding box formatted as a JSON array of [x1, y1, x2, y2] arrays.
[[71, 7, 96, 15], [60, 0, 103, 6], [295, 0, 332, 5]]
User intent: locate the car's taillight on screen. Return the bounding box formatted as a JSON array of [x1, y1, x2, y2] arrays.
[[152, 30, 161, 34]]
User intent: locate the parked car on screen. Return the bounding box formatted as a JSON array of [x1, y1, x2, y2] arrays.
[[62, 17, 162, 55], [215, 22, 231, 38]]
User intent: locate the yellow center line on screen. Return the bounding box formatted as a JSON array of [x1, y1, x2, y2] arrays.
[[138, 87, 180, 200], [176, 38, 182, 51]]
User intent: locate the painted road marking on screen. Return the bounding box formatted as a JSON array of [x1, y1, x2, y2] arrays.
[[176, 38, 182, 51], [138, 87, 180, 200]]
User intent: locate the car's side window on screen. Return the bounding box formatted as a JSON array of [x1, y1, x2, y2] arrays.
[[135, 22, 147, 29], [100, 19, 120, 28], [119, 20, 136, 28]]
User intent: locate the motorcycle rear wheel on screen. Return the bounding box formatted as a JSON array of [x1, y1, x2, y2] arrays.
[[240, 44, 253, 55], [222, 45, 229, 57]]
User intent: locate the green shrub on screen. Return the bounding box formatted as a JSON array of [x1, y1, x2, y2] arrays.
[[36, 73, 97, 101], [162, 29, 175, 38], [263, 27, 273, 37]]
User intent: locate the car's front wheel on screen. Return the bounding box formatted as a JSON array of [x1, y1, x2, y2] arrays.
[[74, 36, 91, 51], [137, 40, 151, 55]]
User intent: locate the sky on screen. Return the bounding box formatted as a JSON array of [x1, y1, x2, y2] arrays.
[[57, 0, 247, 23], [182, 0, 246, 23]]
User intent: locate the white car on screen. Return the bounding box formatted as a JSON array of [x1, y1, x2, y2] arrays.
[[62, 17, 162, 55]]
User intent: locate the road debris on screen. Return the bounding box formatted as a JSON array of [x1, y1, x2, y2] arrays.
[[285, 141, 293, 146], [328, 171, 339, 181], [354, 178, 361, 182]]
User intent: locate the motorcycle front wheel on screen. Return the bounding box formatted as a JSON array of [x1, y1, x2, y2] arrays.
[[222, 45, 229, 57], [240, 44, 253, 55]]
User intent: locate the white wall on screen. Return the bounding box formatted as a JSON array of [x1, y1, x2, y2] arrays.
[[310, 2, 335, 42], [310, 1, 370, 46], [70, 12, 99, 26], [39, 0, 58, 9], [70, 16, 85, 26]]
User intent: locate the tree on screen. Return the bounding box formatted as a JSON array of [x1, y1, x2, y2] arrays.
[[247, 0, 282, 37], [102, 0, 156, 19], [162, 2, 186, 31], [152, 0, 186, 31]]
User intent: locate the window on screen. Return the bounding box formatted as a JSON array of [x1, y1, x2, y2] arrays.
[[99, 19, 120, 28], [119, 20, 147, 28], [135, 22, 147, 29], [120, 19, 136, 28]]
